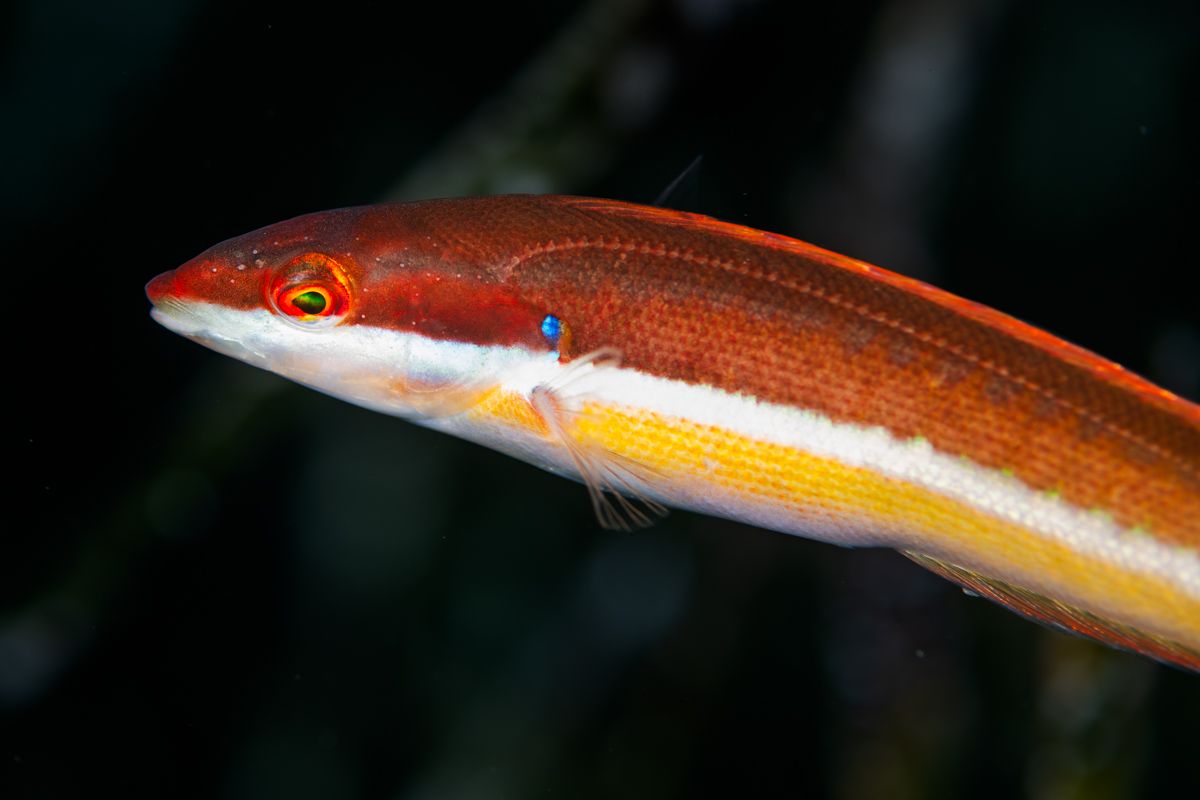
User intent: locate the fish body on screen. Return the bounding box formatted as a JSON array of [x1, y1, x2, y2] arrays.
[[147, 195, 1200, 670]]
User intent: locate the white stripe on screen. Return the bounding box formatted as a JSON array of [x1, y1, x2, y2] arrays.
[[538, 361, 1200, 598], [151, 304, 552, 415], [153, 301, 1200, 601]]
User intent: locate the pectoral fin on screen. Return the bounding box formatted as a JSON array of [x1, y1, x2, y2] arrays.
[[529, 348, 668, 531]]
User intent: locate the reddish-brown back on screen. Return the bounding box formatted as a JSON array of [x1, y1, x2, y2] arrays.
[[164, 195, 1200, 546]]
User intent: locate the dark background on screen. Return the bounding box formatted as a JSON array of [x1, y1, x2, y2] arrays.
[[4, 0, 1199, 797]]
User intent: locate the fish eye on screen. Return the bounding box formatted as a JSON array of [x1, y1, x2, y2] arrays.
[[281, 285, 333, 318], [293, 290, 327, 314], [269, 253, 352, 327]]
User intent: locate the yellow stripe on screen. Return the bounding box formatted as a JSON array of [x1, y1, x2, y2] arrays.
[[470, 389, 1200, 650]]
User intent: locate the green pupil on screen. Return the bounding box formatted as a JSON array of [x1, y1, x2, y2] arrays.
[[293, 290, 327, 315]]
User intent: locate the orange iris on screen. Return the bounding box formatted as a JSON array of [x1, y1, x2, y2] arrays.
[[268, 253, 352, 323]]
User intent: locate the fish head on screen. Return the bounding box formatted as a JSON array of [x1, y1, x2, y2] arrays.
[[146, 203, 565, 418]]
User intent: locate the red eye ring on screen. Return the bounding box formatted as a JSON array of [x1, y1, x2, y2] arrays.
[[268, 253, 353, 325]]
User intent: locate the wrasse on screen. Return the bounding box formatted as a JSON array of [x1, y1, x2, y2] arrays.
[[147, 195, 1200, 671]]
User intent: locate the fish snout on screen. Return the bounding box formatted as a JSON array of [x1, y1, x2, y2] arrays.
[[145, 270, 177, 306]]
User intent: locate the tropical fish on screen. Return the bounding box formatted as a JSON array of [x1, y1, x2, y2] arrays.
[[146, 195, 1200, 671]]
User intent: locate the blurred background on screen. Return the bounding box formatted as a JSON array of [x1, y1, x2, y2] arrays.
[[4, 0, 1198, 797]]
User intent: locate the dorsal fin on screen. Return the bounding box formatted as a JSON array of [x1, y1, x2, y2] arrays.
[[903, 551, 1200, 673]]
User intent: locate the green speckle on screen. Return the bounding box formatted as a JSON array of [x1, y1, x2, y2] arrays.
[[1124, 525, 1152, 540], [293, 290, 327, 315]]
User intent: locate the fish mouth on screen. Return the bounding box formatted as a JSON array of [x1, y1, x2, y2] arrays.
[[145, 270, 176, 307], [147, 289, 274, 370], [148, 291, 204, 337], [146, 269, 207, 338]]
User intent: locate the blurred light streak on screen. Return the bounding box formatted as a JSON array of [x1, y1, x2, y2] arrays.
[[790, 0, 1005, 279]]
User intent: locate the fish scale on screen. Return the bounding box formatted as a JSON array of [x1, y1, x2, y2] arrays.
[[147, 194, 1200, 672]]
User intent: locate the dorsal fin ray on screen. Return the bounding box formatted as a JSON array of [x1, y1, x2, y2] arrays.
[[653, 154, 704, 209]]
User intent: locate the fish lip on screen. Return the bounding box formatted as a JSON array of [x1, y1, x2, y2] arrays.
[[145, 270, 176, 307], [149, 304, 201, 337], [148, 298, 272, 368], [146, 269, 203, 335]]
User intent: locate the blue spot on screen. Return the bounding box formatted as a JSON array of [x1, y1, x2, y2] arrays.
[[541, 314, 562, 344]]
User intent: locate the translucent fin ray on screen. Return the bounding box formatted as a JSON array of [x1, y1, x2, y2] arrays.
[[530, 348, 668, 531], [653, 154, 704, 209], [903, 551, 1200, 673]]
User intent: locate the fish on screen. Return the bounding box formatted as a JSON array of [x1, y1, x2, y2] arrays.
[[146, 194, 1200, 671]]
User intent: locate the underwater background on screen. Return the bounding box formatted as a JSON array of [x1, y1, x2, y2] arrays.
[[4, 0, 1198, 797]]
